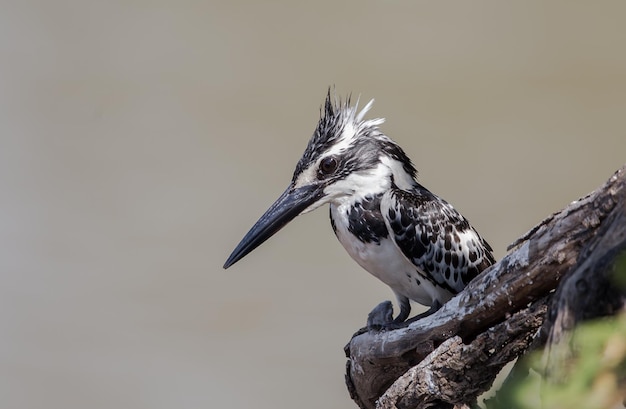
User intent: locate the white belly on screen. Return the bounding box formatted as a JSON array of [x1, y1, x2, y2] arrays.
[[330, 203, 448, 306]]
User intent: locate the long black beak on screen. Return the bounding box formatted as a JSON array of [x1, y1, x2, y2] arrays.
[[223, 184, 325, 269]]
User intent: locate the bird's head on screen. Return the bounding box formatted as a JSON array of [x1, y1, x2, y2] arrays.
[[223, 90, 417, 269]]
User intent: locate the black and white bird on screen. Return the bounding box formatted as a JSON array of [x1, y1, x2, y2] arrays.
[[223, 91, 495, 329]]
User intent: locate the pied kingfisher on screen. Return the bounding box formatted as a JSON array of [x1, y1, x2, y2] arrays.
[[223, 90, 495, 329]]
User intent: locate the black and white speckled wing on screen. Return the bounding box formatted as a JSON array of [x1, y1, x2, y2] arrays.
[[381, 185, 495, 294]]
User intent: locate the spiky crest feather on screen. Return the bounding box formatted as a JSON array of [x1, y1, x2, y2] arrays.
[[293, 89, 416, 182]]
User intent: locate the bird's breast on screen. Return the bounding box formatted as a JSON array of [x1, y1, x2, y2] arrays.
[[329, 199, 440, 306], [330, 199, 389, 267]]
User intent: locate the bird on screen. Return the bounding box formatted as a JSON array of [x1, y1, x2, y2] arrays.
[[223, 90, 495, 329]]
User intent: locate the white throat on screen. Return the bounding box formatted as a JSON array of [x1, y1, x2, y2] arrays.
[[326, 156, 416, 207]]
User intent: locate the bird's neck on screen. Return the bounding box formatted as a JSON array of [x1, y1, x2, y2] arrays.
[[328, 156, 417, 209], [380, 156, 417, 191]]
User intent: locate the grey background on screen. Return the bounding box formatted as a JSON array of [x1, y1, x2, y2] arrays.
[[1, 1, 625, 408]]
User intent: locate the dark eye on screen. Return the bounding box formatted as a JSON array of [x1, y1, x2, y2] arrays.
[[319, 156, 339, 176]]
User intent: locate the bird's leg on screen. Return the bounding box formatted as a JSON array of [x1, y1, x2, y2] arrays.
[[392, 295, 411, 323], [401, 299, 442, 325]]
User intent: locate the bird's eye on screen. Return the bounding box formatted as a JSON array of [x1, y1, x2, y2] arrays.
[[319, 156, 339, 176]]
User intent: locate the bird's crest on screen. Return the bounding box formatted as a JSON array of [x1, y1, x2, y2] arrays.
[[293, 89, 385, 180]]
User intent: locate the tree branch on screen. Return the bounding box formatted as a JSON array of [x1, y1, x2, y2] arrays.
[[345, 164, 626, 409]]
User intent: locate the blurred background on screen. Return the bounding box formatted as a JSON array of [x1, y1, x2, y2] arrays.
[[1, 1, 625, 408]]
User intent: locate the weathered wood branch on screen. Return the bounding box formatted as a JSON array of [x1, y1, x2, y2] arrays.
[[377, 298, 549, 409], [345, 164, 626, 409], [544, 196, 626, 346]]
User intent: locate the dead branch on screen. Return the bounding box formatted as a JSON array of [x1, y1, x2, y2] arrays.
[[345, 164, 626, 409]]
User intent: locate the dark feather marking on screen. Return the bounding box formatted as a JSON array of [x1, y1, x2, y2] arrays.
[[379, 139, 417, 179], [347, 194, 388, 244], [386, 183, 496, 294], [293, 90, 345, 179], [469, 250, 478, 262], [329, 208, 337, 234]]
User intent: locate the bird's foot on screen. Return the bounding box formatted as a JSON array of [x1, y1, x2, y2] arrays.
[[347, 301, 395, 340], [364, 299, 443, 332], [365, 301, 409, 331], [366, 300, 394, 330], [345, 302, 401, 356], [348, 300, 443, 341]]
